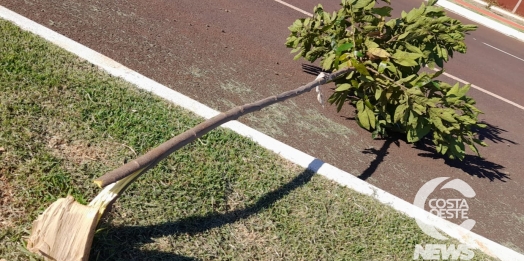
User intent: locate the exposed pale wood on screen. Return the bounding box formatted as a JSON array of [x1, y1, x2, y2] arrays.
[[27, 69, 353, 260], [27, 196, 100, 261]]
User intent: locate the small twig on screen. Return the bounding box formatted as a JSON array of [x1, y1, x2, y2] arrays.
[[366, 66, 408, 91], [116, 143, 137, 157]]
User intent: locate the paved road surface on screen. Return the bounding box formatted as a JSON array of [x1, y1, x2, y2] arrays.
[[2, 0, 523, 254]]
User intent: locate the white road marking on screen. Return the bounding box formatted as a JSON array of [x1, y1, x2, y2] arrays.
[[483, 42, 524, 62], [274, 0, 312, 16], [438, 70, 524, 111], [275, 0, 524, 111], [1, 4, 523, 260]]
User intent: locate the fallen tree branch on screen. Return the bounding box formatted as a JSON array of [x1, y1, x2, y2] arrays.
[[94, 67, 353, 188]]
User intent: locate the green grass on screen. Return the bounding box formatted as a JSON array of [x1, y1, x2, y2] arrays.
[[0, 18, 496, 260]]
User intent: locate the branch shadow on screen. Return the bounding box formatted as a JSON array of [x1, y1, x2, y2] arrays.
[[358, 138, 398, 180], [90, 159, 323, 260], [355, 123, 513, 182], [301, 64, 327, 76]]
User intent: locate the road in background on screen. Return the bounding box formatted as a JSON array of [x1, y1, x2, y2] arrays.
[[1, 0, 523, 253]]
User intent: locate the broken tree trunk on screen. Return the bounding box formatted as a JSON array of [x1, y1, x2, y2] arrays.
[[27, 68, 352, 260]]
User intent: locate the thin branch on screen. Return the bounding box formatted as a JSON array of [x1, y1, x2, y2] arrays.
[[366, 66, 408, 91], [94, 67, 354, 188]]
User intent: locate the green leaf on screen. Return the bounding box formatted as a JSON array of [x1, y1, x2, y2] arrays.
[[431, 115, 451, 134], [346, 70, 355, 80], [375, 87, 383, 100], [357, 99, 365, 112], [357, 100, 371, 130], [336, 83, 352, 91], [468, 143, 480, 156], [438, 109, 457, 123], [394, 103, 408, 123], [446, 83, 460, 97], [364, 0, 376, 10], [367, 48, 391, 59], [404, 43, 423, 55], [407, 87, 424, 96], [408, 110, 418, 127], [285, 0, 481, 160], [322, 53, 336, 70], [392, 50, 422, 67], [473, 139, 488, 147], [406, 6, 425, 23], [365, 39, 379, 49], [386, 19, 398, 28], [372, 6, 393, 16], [378, 61, 387, 73], [457, 84, 471, 98], [288, 19, 303, 32], [367, 107, 376, 129], [353, 0, 374, 9], [441, 144, 449, 155], [354, 50, 364, 57], [337, 42, 354, 53], [428, 0, 438, 6], [351, 58, 370, 76], [412, 103, 426, 115], [397, 31, 410, 41]]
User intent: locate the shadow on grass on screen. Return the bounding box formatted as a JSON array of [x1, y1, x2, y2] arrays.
[[90, 159, 323, 260], [357, 123, 513, 182]]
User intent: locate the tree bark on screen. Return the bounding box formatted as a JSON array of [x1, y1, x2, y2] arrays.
[[94, 68, 352, 188]]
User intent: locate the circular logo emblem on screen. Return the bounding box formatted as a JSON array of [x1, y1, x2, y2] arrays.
[[414, 177, 476, 240]]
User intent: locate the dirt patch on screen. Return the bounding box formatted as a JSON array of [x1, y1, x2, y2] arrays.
[[47, 135, 104, 165], [44, 123, 135, 171]]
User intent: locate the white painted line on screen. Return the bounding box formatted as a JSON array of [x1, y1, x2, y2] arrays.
[[274, 0, 312, 16], [438, 69, 524, 111], [1, 5, 523, 261], [514, 0, 523, 14], [483, 42, 524, 62], [436, 0, 524, 43]]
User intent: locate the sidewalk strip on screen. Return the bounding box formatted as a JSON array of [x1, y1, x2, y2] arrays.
[[437, 0, 524, 41], [1, 5, 523, 261]]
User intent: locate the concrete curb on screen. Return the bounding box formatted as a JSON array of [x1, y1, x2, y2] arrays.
[[437, 0, 524, 42], [1, 5, 523, 261], [470, 0, 524, 23]]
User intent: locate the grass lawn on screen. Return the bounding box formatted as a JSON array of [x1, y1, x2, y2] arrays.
[[0, 18, 496, 260]]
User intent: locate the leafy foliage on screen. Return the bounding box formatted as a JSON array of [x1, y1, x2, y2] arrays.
[[286, 0, 486, 160]]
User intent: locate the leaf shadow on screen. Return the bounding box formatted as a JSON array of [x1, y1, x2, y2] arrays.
[[90, 159, 323, 260], [414, 122, 515, 182], [415, 138, 510, 182], [476, 121, 518, 145], [356, 123, 512, 182]]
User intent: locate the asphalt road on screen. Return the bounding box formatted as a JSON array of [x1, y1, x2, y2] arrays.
[[2, 0, 523, 254]]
